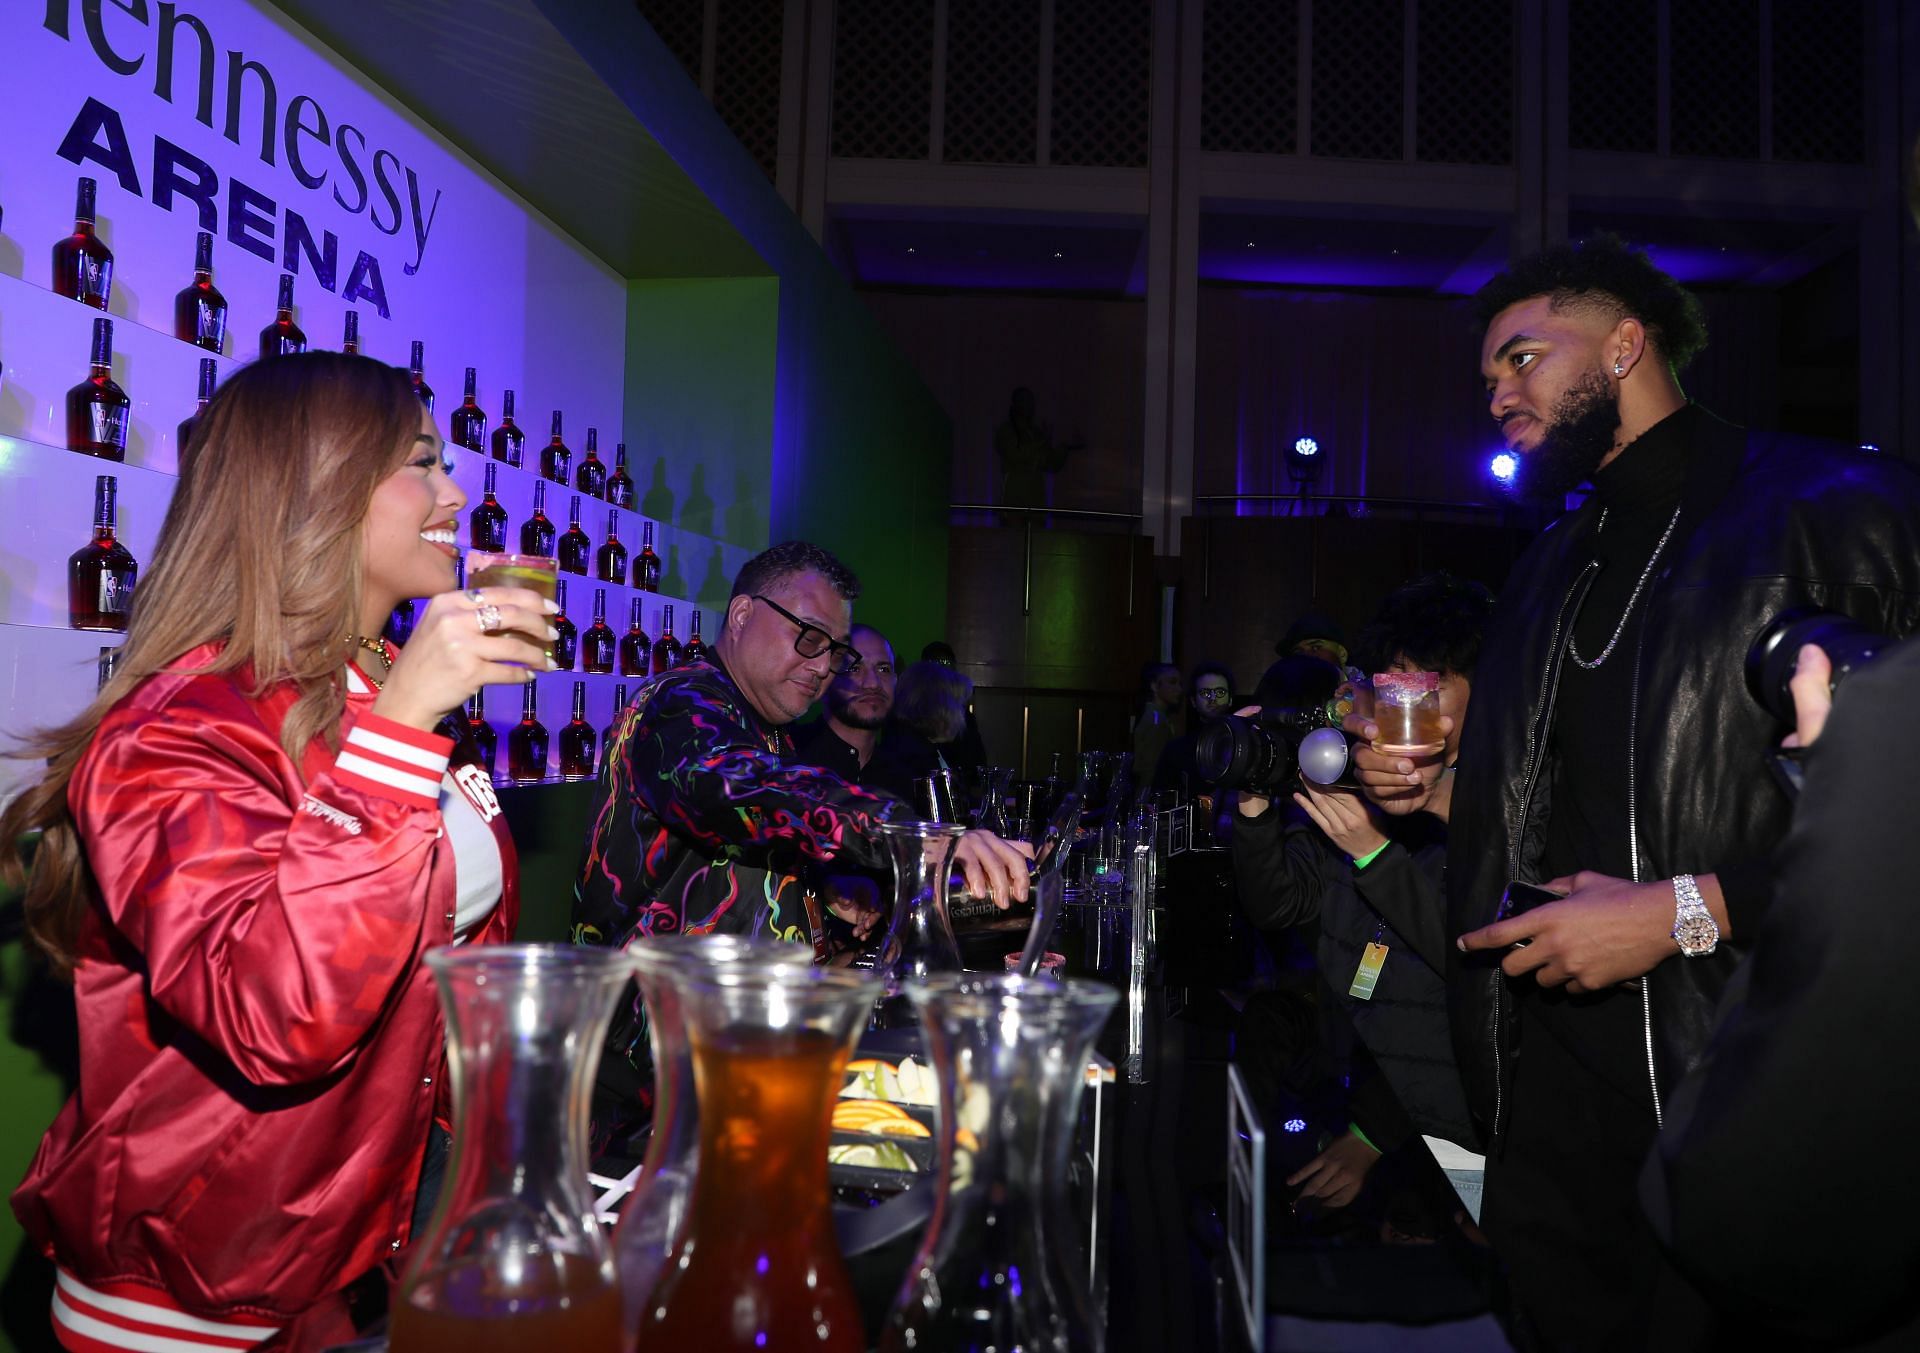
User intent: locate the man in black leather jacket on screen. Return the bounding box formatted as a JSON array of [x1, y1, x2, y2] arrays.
[[1356, 237, 1920, 1349]]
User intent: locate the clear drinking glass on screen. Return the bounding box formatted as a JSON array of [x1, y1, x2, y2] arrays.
[[391, 945, 637, 1353], [1362, 671, 1446, 755], [880, 973, 1119, 1353]]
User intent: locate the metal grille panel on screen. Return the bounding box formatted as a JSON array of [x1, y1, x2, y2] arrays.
[[1201, 0, 1299, 155], [1669, 0, 1760, 158], [1568, 0, 1656, 152], [635, 0, 704, 86], [1415, 0, 1512, 165], [832, 0, 935, 159], [1052, 0, 1150, 167], [712, 0, 782, 179], [1772, 0, 1865, 163], [1310, 0, 1404, 161], [944, 0, 1041, 164]]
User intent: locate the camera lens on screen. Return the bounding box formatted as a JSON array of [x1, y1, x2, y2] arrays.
[[1745, 606, 1888, 725], [1194, 713, 1299, 794]]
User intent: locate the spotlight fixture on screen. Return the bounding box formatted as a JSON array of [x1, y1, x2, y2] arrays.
[[1861, 442, 1881, 454], [1283, 1118, 1308, 1134], [1286, 436, 1324, 488], [1490, 451, 1518, 485]]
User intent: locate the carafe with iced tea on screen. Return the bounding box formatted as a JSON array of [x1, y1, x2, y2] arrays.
[[391, 945, 637, 1353], [634, 962, 880, 1350], [615, 937, 816, 1323]]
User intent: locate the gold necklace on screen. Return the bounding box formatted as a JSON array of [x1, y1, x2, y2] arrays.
[[350, 635, 392, 689]]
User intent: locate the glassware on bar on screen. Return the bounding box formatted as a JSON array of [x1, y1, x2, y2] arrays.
[[879, 974, 1118, 1353], [390, 945, 635, 1353], [633, 956, 879, 1351], [873, 821, 966, 1023]]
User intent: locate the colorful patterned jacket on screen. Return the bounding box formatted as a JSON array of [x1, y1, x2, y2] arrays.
[[573, 655, 901, 1142]]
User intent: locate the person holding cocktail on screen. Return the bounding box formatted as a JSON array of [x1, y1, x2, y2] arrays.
[[3, 352, 555, 1349]]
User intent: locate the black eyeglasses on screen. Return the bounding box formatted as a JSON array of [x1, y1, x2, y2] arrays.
[[752, 594, 862, 675]]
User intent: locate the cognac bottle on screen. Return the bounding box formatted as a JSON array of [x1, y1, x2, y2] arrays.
[[651, 604, 683, 677], [559, 680, 597, 778], [541, 411, 571, 485], [558, 494, 591, 576], [451, 367, 487, 454], [683, 609, 707, 665], [552, 578, 579, 671], [492, 389, 525, 467], [385, 600, 417, 646], [68, 474, 137, 632], [507, 680, 549, 782], [619, 597, 650, 677], [608, 441, 636, 510], [520, 480, 557, 556], [469, 462, 508, 551], [467, 689, 498, 777], [177, 357, 217, 454], [636, 521, 661, 593], [173, 230, 227, 353], [576, 427, 607, 500], [602, 683, 628, 773], [582, 589, 616, 674], [66, 317, 129, 461], [596, 509, 627, 585], [52, 176, 113, 309], [259, 273, 306, 357], [342, 310, 361, 355], [408, 340, 433, 410]]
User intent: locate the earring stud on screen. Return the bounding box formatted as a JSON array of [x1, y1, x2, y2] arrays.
[[1614, 362, 1625, 376]]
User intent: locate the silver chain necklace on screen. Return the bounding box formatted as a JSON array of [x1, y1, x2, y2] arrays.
[[1566, 504, 1683, 670]]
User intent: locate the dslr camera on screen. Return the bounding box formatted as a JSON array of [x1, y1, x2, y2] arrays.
[[1193, 703, 1355, 796], [1747, 607, 1890, 797]]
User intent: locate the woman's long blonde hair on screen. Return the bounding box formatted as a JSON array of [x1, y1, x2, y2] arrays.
[[1, 351, 422, 972]]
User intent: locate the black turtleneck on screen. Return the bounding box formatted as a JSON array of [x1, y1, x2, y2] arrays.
[[1530, 401, 1699, 1108]]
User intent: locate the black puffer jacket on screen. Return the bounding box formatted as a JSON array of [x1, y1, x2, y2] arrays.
[[1448, 413, 1920, 1149]]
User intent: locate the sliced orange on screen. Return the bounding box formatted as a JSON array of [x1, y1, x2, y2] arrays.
[[871, 1118, 932, 1139]]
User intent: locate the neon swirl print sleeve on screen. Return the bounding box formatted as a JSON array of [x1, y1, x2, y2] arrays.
[[574, 664, 900, 952]]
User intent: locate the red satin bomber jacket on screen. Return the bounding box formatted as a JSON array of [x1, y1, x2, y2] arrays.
[[11, 646, 518, 1331]]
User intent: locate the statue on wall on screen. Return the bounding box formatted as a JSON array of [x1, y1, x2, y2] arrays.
[[993, 386, 1080, 514]]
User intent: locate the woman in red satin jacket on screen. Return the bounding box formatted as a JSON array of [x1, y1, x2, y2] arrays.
[[1, 353, 559, 1350]]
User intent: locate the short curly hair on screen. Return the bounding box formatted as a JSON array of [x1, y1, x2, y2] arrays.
[[1473, 233, 1708, 372], [1354, 572, 1497, 678], [730, 540, 862, 601]]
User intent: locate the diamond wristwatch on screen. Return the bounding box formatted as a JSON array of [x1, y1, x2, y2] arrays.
[[1671, 873, 1719, 957]]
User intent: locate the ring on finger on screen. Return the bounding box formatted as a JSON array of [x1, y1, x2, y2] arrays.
[[475, 603, 504, 634], [464, 588, 486, 605]]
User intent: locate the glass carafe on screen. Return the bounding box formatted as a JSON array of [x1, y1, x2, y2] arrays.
[[880, 973, 1119, 1353], [614, 936, 815, 1322], [875, 819, 966, 1002], [392, 944, 637, 1353], [635, 962, 882, 1350]]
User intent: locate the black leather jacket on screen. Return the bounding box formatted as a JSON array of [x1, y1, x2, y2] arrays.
[[1448, 413, 1920, 1149]]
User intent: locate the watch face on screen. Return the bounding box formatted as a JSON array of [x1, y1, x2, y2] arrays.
[[1674, 914, 1719, 956]]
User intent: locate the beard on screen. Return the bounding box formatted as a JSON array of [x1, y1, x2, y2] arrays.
[[829, 691, 890, 730], [1512, 370, 1620, 504]]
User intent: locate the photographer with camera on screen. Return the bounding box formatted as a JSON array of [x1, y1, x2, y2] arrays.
[[1227, 575, 1493, 1207]]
